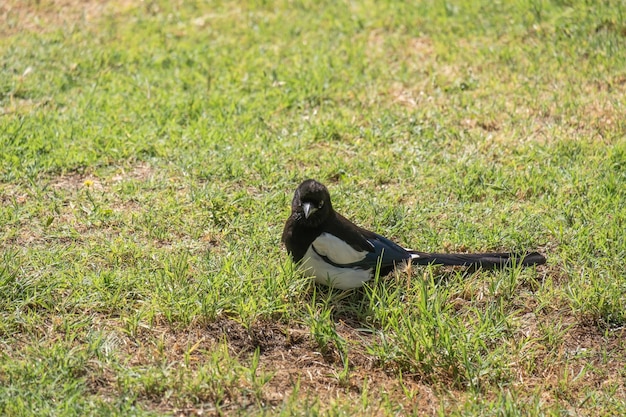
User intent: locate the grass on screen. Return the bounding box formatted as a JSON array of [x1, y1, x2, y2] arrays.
[[1, 0, 626, 414]]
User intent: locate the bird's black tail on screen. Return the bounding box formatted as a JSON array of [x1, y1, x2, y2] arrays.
[[409, 251, 546, 269]]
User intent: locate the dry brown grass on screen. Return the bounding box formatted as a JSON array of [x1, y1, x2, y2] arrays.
[[0, 0, 137, 37]]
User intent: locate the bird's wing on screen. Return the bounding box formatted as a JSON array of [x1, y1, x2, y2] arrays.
[[311, 232, 372, 265], [311, 229, 410, 271]]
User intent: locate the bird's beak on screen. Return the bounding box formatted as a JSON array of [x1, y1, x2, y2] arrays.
[[303, 202, 316, 219]]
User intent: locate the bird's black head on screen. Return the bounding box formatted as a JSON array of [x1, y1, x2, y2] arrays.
[[290, 179, 332, 227]]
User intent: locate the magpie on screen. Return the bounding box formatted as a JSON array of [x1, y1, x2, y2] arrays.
[[281, 179, 546, 290]]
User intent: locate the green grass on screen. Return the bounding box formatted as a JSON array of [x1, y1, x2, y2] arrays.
[[1, 0, 626, 415]]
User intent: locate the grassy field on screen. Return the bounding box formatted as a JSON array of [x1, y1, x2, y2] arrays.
[[1, 0, 626, 415]]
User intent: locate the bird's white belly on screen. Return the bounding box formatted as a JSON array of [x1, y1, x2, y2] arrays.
[[300, 246, 373, 289]]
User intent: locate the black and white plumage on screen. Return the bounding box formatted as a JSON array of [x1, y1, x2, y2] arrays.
[[281, 179, 546, 290]]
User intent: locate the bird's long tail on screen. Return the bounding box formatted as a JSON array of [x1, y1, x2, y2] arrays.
[[409, 251, 546, 269]]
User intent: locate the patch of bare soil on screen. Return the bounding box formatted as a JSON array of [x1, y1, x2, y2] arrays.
[[512, 306, 626, 412], [46, 162, 156, 191], [88, 310, 625, 415], [2, 163, 158, 246], [90, 318, 443, 415], [7, 289, 626, 415]]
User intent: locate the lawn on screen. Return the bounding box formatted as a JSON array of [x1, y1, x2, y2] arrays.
[[1, 0, 625, 415]]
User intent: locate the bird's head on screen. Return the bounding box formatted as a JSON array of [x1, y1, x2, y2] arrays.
[[291, 179, 332, 226]]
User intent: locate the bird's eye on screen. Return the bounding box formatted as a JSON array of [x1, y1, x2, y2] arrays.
[[318, 200, 324, 208]]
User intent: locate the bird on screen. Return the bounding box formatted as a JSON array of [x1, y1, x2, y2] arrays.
[[281, 179, 546, 290]]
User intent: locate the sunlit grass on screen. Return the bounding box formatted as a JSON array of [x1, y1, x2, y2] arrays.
[[1, 0, 626, 415]]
